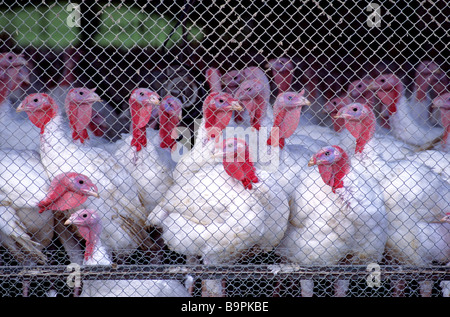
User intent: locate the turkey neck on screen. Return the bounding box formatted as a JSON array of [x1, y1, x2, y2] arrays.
[[159, 110, 179, 150], [204, 107, 232, 140], [267, 106, 302, 149], [66, 101, 92, 144], [78, 221, 109, 265], [344, 114, 376, 155], [244, 94, 266, 131], [378, 81, 403, 128], [130, 99, 152, 152], [29, 98, 58, 135]]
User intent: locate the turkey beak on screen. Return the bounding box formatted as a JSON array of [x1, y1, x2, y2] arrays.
[[230, 101, 243, 112], [83, 188, 100, 199], [300, 98, 311, 107], [307, 156, 317, 167], [87, 93, 103, 104], [366, 82, 380, 91], [64, 214, 76, 226], [16, 101, 27, 113]]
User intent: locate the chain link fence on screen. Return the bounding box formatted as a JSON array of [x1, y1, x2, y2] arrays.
[[0, 0, 449, 297]]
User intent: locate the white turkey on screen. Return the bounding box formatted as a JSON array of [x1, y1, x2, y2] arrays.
[[405, 93, 450, 184], [276, 145, 387, 297], [335, 102, 450, 297], [114, 90, 180, 216], [16, 92, 149, 261], [169, 91, 243, 185], [150, 137, 289, 297], [367, 72, 444, 148], [64, 209, 190, 297], [0, 148, 99, 265], [47, 48, 129, 146], [318, 84, 417, 162]]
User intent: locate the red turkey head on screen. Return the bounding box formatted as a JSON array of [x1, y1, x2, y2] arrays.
[[64, 209, 102, 262], [368, 73, 403, 117], [234, 78, 268, 130], [266, 56, 295, 95], [335, 102, 376, 154], [347, 78, 375, 105], [308, 145, 350, 193], [203, 92, 243, 140], [268, 90, 310, 148], [38, 172, 99, 213], [214, 137, 259, 190], [0, 53, 29, 102], [0, 52, 27, 69], [323, 94, 352, 132], [16, 93, 59, 134]]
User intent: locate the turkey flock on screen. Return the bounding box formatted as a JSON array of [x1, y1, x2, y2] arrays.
[[0, 50, 449, 297]]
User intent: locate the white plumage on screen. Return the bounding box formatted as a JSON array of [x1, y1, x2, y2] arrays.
[[17, 93, 149, 261], [0, 149, 99, 265], [368, 73, 444, 148], [151, 137, 289, 296], [276, 145, 387, 297], [336, 102, 450, 296]]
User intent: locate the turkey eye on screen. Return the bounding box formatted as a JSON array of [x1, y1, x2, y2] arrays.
[[352, 107, 358, 112], [140, 92, 144, 97], [325, 151, 330, 156], [380, 79, 385, 83], [287, 95, 293, 100], [79, 91, 84, 95], [332, 101, 337, 105], [218, 99, 224, 103], [7, 55, 12, 60], [33, 98, 38, 103], [357, 84, 362, 88], [78, 180, 84, 185], [82, 213, 88, 218]]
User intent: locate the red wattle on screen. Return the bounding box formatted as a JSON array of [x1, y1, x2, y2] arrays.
[[131, 127, 147, 152], [223, 160, 259, 190], [159, 111, 178, 150], [72, 129, 89, 144]]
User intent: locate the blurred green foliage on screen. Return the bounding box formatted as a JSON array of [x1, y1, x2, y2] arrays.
[[0, 1, 204, 49]]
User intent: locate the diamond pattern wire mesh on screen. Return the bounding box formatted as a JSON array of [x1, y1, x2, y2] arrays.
[[0, 0, 449, 297]]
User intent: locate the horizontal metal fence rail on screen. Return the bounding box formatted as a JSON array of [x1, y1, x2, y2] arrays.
[[1, 265, 449, 281]]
